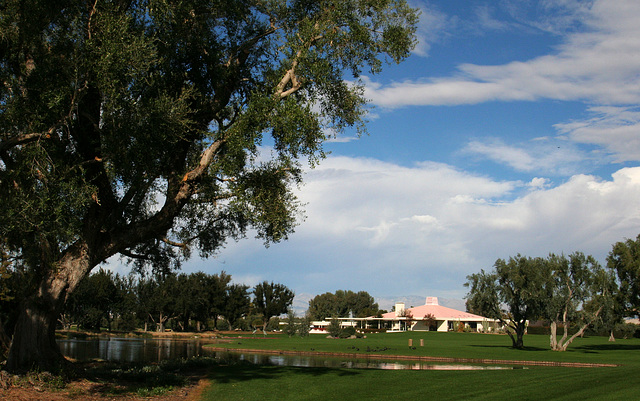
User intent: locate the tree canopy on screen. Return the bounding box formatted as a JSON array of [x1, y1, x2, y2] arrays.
[[608, 234, 640, 317], [466, 255, 551, 349], [544, 253, 614, 351], [0, 0, 418, 371], [466, 252, 617, 351], [253, 280, 294, 332], [307, 290, 379, 320]]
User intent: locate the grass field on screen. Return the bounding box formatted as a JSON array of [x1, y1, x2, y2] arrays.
[[200, 332, 640, 400]]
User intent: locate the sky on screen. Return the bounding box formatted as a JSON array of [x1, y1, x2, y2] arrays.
[[109, 0, 640, 312]]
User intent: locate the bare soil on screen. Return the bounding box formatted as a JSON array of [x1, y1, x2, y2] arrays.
[[0, 364, 211, 401]]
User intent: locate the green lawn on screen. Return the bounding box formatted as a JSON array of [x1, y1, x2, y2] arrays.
[[199, 332, 640, 400]]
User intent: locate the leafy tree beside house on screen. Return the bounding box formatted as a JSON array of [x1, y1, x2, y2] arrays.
[[465, 255, 552, 349], [308, 290, 379, 320], [423, 313, 437, 331], [0, 0, 417, 371]]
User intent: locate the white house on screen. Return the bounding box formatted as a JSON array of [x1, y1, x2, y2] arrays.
[[376, 297, 499, 332], [309, 297, 499, 333]]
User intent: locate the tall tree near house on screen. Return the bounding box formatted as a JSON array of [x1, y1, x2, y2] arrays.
[[346, 290, 379, 318], [465, 255, 552, 349], [253, 281, 294, 334], [399, 308, 414, 331], [308, 292, 338, 320], [307, 290, 378, 320], [545, 252, 616, 351], [0, 0, 417, 370], [423, 313, 437, 331]]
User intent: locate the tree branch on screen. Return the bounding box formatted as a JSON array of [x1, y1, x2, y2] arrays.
[[0, 127, 57, 153]]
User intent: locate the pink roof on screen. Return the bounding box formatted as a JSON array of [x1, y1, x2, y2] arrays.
[[380, 299, 488, 321]]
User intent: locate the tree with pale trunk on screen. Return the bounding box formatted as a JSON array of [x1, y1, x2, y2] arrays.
[[0, 0, 417, 371], [545, 252, 616, 352]]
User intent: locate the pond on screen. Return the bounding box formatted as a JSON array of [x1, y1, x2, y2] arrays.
[[58, 337, 523, 371], [58, 336, 214, 363]]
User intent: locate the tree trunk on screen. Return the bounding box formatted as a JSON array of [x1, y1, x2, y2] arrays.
[[550, 321, 559, 350], [609, 330, 616, 342], [6, 242, 93, 372], [6, 298, 64, 372], [0, 318, 10, 357]]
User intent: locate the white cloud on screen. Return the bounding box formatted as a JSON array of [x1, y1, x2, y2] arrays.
[[292, 158, 640, 294], [554, 106, 640, 162], [366, 0, 640, 107], [463, 137, 594, 176], [114, 155, 640, 303], [230, 156, 639, 298], [528, 177, 550, 189]]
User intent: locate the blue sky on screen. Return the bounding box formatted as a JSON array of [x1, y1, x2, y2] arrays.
[[110, 0, 640, 312]]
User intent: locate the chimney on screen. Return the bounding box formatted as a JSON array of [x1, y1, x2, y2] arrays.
[[395, 302, 405, 317]]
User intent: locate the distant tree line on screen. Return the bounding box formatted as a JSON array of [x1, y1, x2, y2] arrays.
[[465, 235, 640, 351], [0, 266, 293, 342]]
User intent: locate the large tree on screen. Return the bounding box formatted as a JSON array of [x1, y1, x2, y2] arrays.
[[0, 0, 417, 370], [253, 281, 294, 332], [223, 283, 251, 330], [307, 289, 378, 320], [607, 234, 640, 317], [465, 255, 552, 349], [545, 252, 615, 351]]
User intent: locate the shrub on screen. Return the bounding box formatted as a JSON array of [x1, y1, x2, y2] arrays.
[[327, 318, 342, 338], [339, 327, 356, 338]]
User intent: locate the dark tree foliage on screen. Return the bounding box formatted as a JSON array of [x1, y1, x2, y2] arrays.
[[207, 271, 232, 329], [307, 289, 379, 320], [466, 253, 617, 351], [545, 252, 615, 351], [136, 274, 179, 332], [465, 255, 552, 349], [253, 281, 294, 332], [0, 0, 417, 370], [608, 234, 640, 317], [223, 283, 251, 330], [66, 268, 120, 331]]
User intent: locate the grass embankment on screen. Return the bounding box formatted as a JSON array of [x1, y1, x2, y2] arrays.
[[201, 332, 640, 401]]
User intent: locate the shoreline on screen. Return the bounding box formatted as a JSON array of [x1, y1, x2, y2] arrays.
[[206, 346, 619, 368]]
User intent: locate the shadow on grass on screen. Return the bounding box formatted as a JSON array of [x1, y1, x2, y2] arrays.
[[573, 343, 640, 352], [468, 344, 548, 352], [208, 362, 360, 384]]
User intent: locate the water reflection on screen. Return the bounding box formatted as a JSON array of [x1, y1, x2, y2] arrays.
[[59, 337, 523, 370], [224, 351, 522, 370], [58, 336, 213, 363]]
